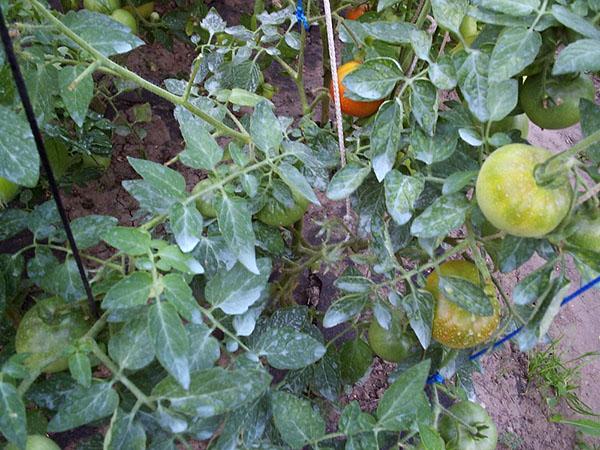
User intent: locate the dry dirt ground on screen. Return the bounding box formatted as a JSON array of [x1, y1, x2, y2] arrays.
[[48, 1, 600, 449]]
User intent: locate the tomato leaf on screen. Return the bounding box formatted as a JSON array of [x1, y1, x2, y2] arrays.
[[385, 171, 425, 226], [412, 121, 458, 164], [102, 272, 153, 310], [170, 202, 204, 253], [204, 258, 271, 315], [313, 351, 342, 401], [377, 359, 431, 430], [402, 290, 434, 349], [276, 162, 320, 205], [0, 106, 39, 187], [411, 81, 438, 136], [498, 235, 538, 272], [108, 313, 155, 370], [557, 38, 600, 74], [551, 5, 600, 40], [178, 117, 223, 170], [480, 0, 539, 16], [254, 326, 326, 369], [431, 0, 467, 33], [0, 209, 29, 241], [0, 381, 27, 449], [438, 275, 494, 316], [71, 215, 118, 250], [489, 27, 542, 82], [216, 194, 259, 274], [271, 391, 326, 448], [61, 10, 144, 56], [149, 300, 191, 390], [513, 263, 554, 305], [410, 193, 470, 238], [48, 381, 119, 432], [579, 99, 600, 164], [58, 66, 94, 128], [342, 57, 403, 101], [250, 101, 283, 155], [152, 368, 271, 417], [105, 408, 146, 450], [372, 101, 404, 181], [456, 51, 490, 122], [102, 227, 152, 256], [68, 352, 92, 388], [326, 163, 371, 201], [186, 323, 220, 371], [418, 422, 446, 450], [323, 294, 368, 328], [487, 78, 518, 121]]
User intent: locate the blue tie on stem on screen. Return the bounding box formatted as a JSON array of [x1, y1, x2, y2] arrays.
[[296, 0, 310, 30]]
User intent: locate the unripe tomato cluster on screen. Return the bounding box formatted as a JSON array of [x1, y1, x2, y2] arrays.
[[83, 0, 157, 34]]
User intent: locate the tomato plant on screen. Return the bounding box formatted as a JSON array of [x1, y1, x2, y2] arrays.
[[0, 0, 599, 449], [4, 435, 61, 450], [110, 9, 137, 33]]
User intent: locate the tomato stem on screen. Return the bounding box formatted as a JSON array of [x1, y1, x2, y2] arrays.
[[534, 129, 600, 186]]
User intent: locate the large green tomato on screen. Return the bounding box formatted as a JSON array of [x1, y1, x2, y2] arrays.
[[489, 113, 529, 140], [256, 191, 309, 227], [0, 177, 19, 207], [192, 179, 218, 218], [568, 210, 600, 253], [111, 9, 138, 33], [5, 435, 61, 450], [16, 297, 93, 373], [367, 309, 419, 362], [439, 401, 497, 450], [83, 0, 121, 13], [476, 144, 572, 238], [520, 74, 595, 129], [425, 261, 500, 349]]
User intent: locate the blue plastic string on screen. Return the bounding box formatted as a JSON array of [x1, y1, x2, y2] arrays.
[[295, 0, 310, 30], [426, 274, 600, 385]]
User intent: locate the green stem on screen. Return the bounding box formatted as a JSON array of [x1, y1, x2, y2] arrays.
[[46, 244, 124, 271], [31, 0, 251, 143], [68, 60, 101, 91], [535, 129, 600, 186], [90, 340, 156, 410], [199, 306, 252, 354]]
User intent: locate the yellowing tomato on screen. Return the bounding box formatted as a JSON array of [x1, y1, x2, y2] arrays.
[[476, 144, 572, 238], [425, 261, 500, 349], [192, 179, 218, 218]]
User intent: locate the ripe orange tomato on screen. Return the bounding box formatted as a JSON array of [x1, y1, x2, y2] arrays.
[[425, 261, 500, 349], [330, 61, 384, 118], [346, 3, 370, 20]]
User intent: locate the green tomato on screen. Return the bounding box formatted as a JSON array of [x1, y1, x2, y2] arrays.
[[192, 179, 218, 218], [0, 177, 19, 207], [489, 113, 529, 140], [83, 0, 121, 13], [367, 309, 419, 363], [256, 191, 309, 227], [425, 261, 500, 349], [15, 297, 93, 373], [439, 401, 497, 450], [339, 338, 373, 383], [568, 210, 600, 253], [111, 9, 138, 33], [459, 16, 478, 45], [520, 73, 595, 129], [476, 144, 572, 238], [5, 435, 61, 450]]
